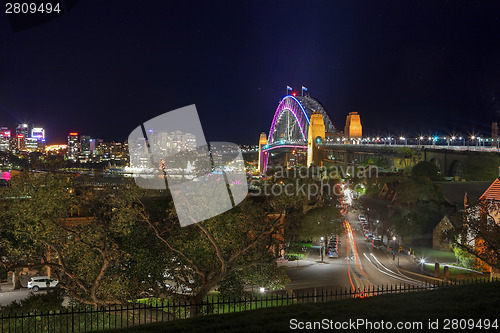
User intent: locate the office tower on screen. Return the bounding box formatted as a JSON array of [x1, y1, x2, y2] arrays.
[[67, 132, 80, 159], [81, 135, 91, 156], [16, 123, 29, 151], [0, 127, 11, 152]]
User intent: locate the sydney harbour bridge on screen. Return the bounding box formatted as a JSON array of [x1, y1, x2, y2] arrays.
[[257, 88, 499, 177], [258, 89, 345, 173], [268, 94, 338, 145]]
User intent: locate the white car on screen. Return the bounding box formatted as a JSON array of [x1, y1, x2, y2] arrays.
[[27, 276, 59, 292]]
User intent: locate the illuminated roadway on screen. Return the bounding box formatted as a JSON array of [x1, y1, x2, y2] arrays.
[[285, 202, 428, 295]]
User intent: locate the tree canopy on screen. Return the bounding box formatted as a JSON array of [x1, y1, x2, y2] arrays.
[[448, 200, 500, 272], [0, 172, 312, 310], [411, 161, 441, 181]]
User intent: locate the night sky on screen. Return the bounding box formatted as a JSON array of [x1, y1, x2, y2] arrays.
[[2, 1, 500, 144]]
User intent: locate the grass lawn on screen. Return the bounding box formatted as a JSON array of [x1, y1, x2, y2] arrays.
[[96, 281, 500, 333], [422, 263, 482, 278], [135, 291, 291, 317], [408, 246, 457, 263]]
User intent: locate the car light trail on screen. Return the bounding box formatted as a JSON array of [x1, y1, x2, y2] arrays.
[[363, 253, 426, 287]]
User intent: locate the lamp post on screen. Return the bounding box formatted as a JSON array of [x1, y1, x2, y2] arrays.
[[320, 236, 325, 262]]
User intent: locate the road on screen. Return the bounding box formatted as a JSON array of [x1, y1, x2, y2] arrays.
[[0, 285, 32, 306], [285, 207, 428, 294]]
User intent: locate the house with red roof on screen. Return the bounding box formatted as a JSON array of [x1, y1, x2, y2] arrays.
[[468, 178, 500, 276]]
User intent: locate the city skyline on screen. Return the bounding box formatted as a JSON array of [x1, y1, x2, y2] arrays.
[[2, 1, 500, 145], [1, 108, 499, 148]]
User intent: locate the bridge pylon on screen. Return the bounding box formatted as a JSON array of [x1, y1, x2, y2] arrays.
[[344, 111, 362, 143], [258, 132, 268, 174], [307, 111, 326, 167]]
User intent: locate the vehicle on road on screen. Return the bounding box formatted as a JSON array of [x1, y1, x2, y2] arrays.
[[27, 276, 59, 292], [328, 248, 338, 258], [372, 238, 383, 249]]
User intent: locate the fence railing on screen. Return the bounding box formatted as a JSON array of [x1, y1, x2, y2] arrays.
[[0, 278, 497, 332]]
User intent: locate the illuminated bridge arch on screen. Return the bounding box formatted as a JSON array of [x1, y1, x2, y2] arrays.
[[268, 95, 338, 144]]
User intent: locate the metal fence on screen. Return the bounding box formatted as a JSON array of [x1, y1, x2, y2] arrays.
[[0, 278, 497, 332]]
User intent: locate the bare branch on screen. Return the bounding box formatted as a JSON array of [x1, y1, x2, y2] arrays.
[[197, 222, 226, 273]]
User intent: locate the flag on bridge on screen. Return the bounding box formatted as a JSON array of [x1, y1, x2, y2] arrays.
[[302, 86, 308, 91], [287, 86, 292, 90]]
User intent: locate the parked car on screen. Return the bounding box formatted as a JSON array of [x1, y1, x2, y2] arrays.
[[358, 214, 366, 221], [27, 276, 59, 292], [328, 248, 339, 258], [329, 235, 338, 244]]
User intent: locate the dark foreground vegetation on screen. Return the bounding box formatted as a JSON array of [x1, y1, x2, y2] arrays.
[[98, 281, 500, 332]]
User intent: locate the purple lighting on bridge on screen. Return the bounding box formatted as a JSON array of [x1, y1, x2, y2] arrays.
[[262, 144, 307, 152], [268, 95, 309, 143]]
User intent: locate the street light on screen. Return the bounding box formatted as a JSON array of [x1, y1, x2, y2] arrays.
[[320, 236, 325, 262]]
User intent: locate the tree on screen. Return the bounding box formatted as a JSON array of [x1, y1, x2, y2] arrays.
[[218, 265, 290, 300], [0, 173, 165, 306], [139, 194, 292, 316], [296, 205, 342, 241], [384, 175, 446, 245], [218, 271, 246, 300], [463, 154, 500, 181], [242, 265, 289, 292], [395, 148, 420, 169], [0, 172, 312, 315], [448, 200, 500, 271], [412, 161, 441, 180]]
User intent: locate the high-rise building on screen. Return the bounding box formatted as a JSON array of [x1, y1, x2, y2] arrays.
[[81, 136, 91, 156], [26, 138, 38, 152], [31, 127, 45, 151], [89, 139, 96, 154], [92, 139, 103, 156], [16, 123, 29, 138], [31, 127, 45, 140], [0, 127, 11, 152], [16, 135, 26, 151], [67, 132, 80, 160], [16, 123, 29, 151]]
